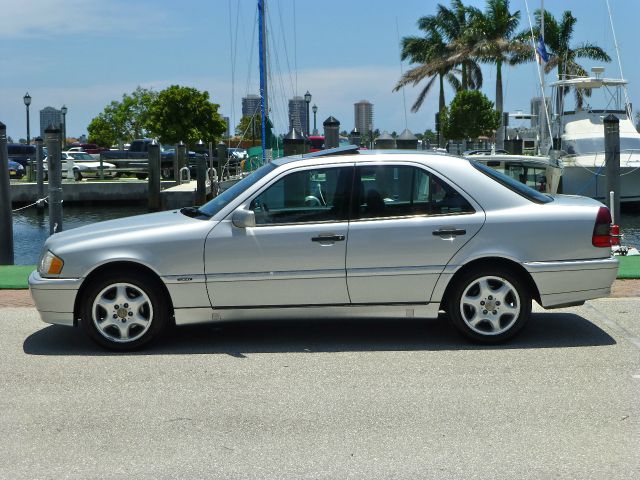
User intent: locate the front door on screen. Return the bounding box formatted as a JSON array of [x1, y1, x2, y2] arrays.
[[204, 165, 354, 307], [346, 163, 485, 304]]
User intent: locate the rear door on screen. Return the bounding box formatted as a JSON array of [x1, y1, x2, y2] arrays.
[[346, 163, 485, 304]]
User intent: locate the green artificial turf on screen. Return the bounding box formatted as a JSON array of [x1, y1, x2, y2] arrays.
[[0, 265, 36, 289], [617, 255, 640, 279]]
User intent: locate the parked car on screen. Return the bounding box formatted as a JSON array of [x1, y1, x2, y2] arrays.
[[66, 143, 108, 155], [8, 159, 25, 179], [43, 152, 116, 181], [29, 148, 618, 350], [7, 143, 36, 167]]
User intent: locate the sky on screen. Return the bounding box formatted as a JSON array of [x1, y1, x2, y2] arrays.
[[1, 0, 639, 142]]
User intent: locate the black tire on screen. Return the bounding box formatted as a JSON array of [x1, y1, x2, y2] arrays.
[[446, 267, 531, 344], [81, 271, 169, 351], [136, 173, 148, 180], [73, 170, 83, 181]]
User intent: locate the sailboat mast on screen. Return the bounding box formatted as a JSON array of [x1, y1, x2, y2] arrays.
[[540, 0, 546, 154], [258, 0, 268, 163]]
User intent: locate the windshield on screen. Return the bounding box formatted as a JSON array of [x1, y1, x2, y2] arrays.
[[471, 160, 553, 204], [69, 152, 94, 160], [565, 136, 640, 155], [198, 163, 277, 217]]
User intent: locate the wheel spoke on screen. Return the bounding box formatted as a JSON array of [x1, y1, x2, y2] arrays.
[[116, 322, 131, 340], [129, 312, 150, 329], [477, 279, 492, 297]]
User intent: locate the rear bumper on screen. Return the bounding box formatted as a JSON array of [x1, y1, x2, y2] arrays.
[[524, 257, 618, 308], [28, 271, 83, 326]]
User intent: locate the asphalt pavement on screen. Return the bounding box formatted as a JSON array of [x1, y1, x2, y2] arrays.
[[1, 299, 639, 479]]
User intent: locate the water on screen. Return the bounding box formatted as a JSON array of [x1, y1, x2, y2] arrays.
[[12, 205, 148, 265], [8, 205, 640, 266]]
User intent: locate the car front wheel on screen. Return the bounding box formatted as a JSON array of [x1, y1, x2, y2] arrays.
[[447, 267, 531, 343], [81, 272, 168, 350]]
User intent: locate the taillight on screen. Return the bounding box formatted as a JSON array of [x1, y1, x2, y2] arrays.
[[592, 207, 612, 248]]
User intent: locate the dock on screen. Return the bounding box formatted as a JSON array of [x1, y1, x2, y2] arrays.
[[9, 179, 213, 210]]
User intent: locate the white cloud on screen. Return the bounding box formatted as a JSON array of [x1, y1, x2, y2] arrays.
[[0, 0, 170, 38]]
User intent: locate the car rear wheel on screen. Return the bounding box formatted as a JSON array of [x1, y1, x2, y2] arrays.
[[73, 169, 83, 181], [81, 272, 168, 350], [447, 267, 531, 343]]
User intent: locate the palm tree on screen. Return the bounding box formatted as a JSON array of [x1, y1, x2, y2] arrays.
[[467, 0, 526, 114], [512, 10, 611, 109], [394, 0, 482, 114]]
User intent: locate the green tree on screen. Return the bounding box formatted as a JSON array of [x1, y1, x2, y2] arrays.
[[441, 90, 500, 139], [87, 86, 158, 147], [235, 115, 262, 141], [468, 0, 524, 113], [394, 0, 482, 114], [147, 85, 226, 145], [512, 10, 611, 108]]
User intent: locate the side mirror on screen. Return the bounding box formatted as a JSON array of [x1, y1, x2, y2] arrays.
[[232, 208, 256, 229]]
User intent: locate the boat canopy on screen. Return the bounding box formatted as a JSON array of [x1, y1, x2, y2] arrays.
[[549, 77, 627, 89]]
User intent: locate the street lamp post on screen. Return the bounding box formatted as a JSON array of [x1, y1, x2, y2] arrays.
[[312, 104, 318, 135], [304, 91, 312, 137], [23, 93, 31, 145], [61, 105, 68, 149]]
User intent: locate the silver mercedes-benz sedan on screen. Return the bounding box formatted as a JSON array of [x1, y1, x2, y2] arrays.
[[29, 148, 619, 350]]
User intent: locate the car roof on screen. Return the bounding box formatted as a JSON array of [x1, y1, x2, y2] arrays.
[[272, 147, 461, 168]]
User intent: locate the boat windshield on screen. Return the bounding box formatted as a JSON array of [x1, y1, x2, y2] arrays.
[[565, 137, 640, 155], [197, 163, 276, 218]]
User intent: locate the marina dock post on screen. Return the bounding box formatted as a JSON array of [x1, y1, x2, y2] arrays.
[[196, 154, 207, 205], [604, 114, 621, 224], [35, 137, 44, 213], [177, 142, 187, 185], [45, 125, 63, 234], [0, 122, 14, 265], [148, 141, 161, 211], [217, 142, 226, 180]]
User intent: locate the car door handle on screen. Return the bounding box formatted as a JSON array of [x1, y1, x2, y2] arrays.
[[432, 228, 466, 237], [311, 234, 345, 242]]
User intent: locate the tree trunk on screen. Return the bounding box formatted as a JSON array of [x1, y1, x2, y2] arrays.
[[461, 62, 468, 90], [439, 74, 445, 113], [495, 60, 503, 113]]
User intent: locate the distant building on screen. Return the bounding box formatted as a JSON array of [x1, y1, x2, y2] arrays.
[[223, 116, 231, 137], [354, 100, 374, 135], [39, 106, 62, 138], [242, 94, 261, 118], [530, 97, 551, 129], [288, 96, 307, 135]]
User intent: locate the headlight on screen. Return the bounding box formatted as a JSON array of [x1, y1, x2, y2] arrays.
[[39, 250, 64, 275]]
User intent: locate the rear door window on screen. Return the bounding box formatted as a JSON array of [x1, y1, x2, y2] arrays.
[[353, 165, 474, 219]]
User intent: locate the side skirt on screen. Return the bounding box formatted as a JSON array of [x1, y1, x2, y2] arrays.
[[174, 303, 441, 326]]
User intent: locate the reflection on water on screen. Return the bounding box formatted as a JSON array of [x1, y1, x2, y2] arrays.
[[12, 204, 148, 265], [9, 205, 640, 266], [620, 212, 640, 250]]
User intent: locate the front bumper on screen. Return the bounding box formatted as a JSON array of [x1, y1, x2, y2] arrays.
[[28, 271, 83, 326], [524, 256, 619, 308]]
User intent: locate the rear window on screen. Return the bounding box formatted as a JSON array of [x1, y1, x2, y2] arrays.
[[471, 160, 553, 204]]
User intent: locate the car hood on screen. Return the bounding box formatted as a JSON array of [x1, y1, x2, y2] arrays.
[[45, 209, 214, 254]]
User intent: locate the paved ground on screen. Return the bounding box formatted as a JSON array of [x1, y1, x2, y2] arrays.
[[1, 298, 639, 479]]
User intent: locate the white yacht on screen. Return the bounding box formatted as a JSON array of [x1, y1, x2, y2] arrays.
[[550, 70, 640, 204]]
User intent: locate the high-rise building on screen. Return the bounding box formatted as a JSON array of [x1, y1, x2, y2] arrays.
[[39, 106, 62, 138], [288, 96, 307, 134], [354, 100, 374, 135], [223, 116, 231, 137], [242, 94, 261, 118], [530, 97, 551, 129]]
